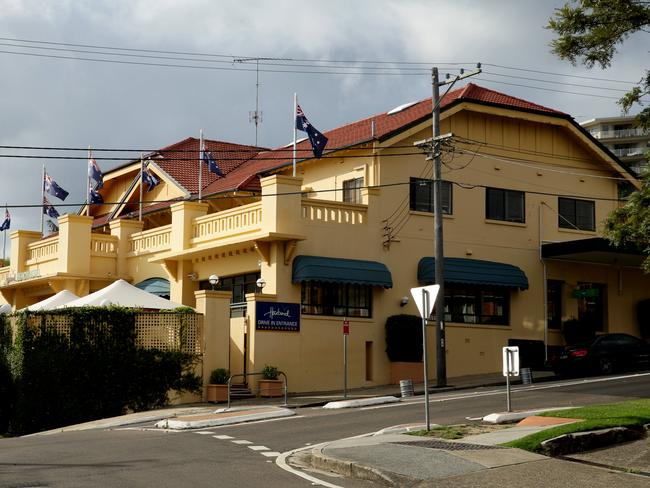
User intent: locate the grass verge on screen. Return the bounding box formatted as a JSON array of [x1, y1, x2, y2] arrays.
[[504, 399, 650, 452]]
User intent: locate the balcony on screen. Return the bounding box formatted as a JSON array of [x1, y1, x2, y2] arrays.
[[590, 128, 649, 139], [611, 147, 647, 158], [191, 202, 262, 247], [129, 225, 172, 257], [301, 199, 367, 225]]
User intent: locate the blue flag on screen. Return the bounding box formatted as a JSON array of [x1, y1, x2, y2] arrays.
[[0, 208, 9, 231], [44, 174, 69, 201], [89, 188, 103, 204], [88, 158, 104, 189], [202, 149, 224, 177], [142, 167, 160, 192], [43, 198, 59, 219], [296, 104, 328, 159]]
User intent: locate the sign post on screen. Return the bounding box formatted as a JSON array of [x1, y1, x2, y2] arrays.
[[343, 318, 349, 399], [410, 284, 440, 431], [502, 346, 520, 412]]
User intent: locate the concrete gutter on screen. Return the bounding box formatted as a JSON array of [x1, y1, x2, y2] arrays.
[[322, 396, 400, 409]]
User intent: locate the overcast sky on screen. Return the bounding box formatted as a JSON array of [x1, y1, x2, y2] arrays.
[[0, 0, 647, 240]]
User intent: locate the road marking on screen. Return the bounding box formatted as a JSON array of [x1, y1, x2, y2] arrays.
[[194, 431, 215, 435], [248, 445, 270, 451], [232, 439, 253, 445], [213, 434, 234, 440], [262, 451, 281, 457]]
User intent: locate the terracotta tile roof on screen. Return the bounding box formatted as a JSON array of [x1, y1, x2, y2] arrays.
[[93, 83, 568, 226], [153, 137, 264, 194]]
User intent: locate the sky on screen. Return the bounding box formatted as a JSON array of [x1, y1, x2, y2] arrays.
[[0, 0, 647, 241]]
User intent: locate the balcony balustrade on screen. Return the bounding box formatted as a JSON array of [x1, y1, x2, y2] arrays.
[[128, 225, 172, 256]]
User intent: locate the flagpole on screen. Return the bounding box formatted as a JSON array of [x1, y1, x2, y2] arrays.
[[293, 93, 297, 177], [2, 204, 6, 264], [87, 146, 92, 216], [41, 164, 45, 236], [139, 153, 144, 221], [199, 129, 203, 202]]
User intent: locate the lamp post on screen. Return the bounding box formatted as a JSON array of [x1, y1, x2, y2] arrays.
[[256, 277, 266, 291]]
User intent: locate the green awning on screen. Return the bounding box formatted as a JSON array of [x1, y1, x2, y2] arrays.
[[292, 255, 393, 288], [417, 257, 528, 290], [134, 277, 170, 297]]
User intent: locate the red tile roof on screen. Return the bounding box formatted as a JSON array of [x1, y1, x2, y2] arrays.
[[97, 83, 568, 225]]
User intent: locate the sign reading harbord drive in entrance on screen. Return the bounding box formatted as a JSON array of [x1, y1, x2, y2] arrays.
[[255, 301, 300, 332]]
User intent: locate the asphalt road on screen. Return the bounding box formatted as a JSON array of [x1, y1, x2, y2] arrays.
[[1, 372, 649, 488]]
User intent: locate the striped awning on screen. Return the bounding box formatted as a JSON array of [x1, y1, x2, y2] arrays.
[[292, 255, 393, 288], [417, 257, 528, 290]]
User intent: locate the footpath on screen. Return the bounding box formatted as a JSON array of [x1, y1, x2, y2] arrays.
[[35, 371, 650, 487]]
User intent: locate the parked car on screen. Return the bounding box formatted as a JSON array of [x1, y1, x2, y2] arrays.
[[553, 333, 650, 376]]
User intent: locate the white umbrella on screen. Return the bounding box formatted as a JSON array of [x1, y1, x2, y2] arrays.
[[61, 279, 188, 310], [24, 290, 80, 311]]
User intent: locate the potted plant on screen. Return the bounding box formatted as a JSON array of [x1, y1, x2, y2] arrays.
[[258, 364, 283, 397], [206, 368, 230, 403]]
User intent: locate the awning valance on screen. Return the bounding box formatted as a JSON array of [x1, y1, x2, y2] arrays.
[[417, 257, 528, 290], [292, 255, 393, 288]]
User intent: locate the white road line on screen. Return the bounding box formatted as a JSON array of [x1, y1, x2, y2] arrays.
[[232, 439, 253, 445], [194, 431, 215, 435], [262, 451, 281, 457], [248, 445, 270, 451], [212, 434, 234, 440], [359, 372, 650, 411]]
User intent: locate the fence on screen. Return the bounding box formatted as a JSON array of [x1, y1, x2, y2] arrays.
[[7, 312, 203, 355]]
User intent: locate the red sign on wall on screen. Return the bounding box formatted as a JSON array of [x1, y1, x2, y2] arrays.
[[343, 319, 350, 335]]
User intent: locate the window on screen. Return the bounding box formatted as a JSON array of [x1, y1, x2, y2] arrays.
[[547, 280, 563, 330], [343, 177, 364, 204], [409, 178, 452, 214], [558, 198, 595, 231], [443, 284, 509, 325], [200, 272, 261, 316], [486, 187, 525, 223], [301, 281, 372, 317]]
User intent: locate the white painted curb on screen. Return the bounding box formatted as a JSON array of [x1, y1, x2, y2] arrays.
[[483, 406, 577, 424], [323, 396, 400, 409], [155, 408, 295, 430]]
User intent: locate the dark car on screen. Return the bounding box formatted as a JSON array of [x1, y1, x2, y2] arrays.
[[553, 333, 650, 376]]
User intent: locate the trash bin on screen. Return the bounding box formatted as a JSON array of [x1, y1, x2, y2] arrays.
[[521, 367, 533, 385], [399, 379, 414, 397]]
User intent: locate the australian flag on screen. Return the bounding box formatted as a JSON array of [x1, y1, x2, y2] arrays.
[[43, 198, 60, 219], [88, 158, 104, 189], [89, 188, 103, 205], [142, 167, 160, 192], [0, 209, 9, 231], [202, 149, 224, 177], [44, 174, 69, 201], [296, 104, 328, 159]]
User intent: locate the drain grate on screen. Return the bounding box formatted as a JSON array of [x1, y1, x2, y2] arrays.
[[392, 439, 503, 451]]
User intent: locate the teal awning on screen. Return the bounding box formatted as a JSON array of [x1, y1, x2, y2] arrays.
[[292, 255, 393, 288], [134, 277, 171, 297], [417, 257, 528, 290]]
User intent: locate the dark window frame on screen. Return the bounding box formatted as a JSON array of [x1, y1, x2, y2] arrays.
[[443, 283, 510, 326], [485, 187, 525, 223], [409, 178, 452, 214], [558, 197, 596, 231], [342, 177, 364, 204], [301, 281, 372, 318]]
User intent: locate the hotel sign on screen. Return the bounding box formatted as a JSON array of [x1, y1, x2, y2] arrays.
[[255, 301, 300, 332]]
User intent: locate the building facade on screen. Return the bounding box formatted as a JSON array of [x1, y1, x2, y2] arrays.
[[1, 84, 648, 394], [581, 115, 649, 175]]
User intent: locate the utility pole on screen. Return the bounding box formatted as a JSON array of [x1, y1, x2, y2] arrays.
[[415, 64, 481, 388]]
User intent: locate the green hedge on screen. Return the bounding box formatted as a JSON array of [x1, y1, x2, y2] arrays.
[[0, 307, 201, 436], [385, 314, 423, 362]]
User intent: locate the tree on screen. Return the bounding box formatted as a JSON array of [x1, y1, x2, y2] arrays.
[[548, 1, 650, 271]]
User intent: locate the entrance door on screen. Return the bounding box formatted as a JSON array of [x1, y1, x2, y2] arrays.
[[577, 283, 606, 333]]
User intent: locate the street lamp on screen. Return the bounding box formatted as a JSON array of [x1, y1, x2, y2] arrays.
[[208, 274, 219, 290], [256, 277, 266, 291]]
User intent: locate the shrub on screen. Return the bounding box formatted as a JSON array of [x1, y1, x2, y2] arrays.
[[385, 314, 422, 362], [209, 368, 230, 384], [261, 364, 279, 380]]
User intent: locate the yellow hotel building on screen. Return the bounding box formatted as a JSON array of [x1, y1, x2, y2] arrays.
[[1, 84, 647, 393]]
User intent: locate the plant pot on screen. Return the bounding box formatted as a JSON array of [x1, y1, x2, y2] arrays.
[[258, 379, 284, 398], [206, 384, 228, 403]]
